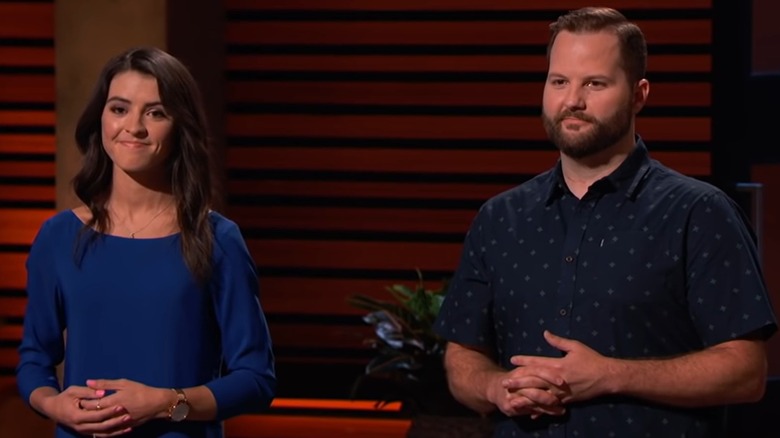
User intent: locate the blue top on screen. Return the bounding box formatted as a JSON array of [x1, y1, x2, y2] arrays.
[[435, 140, 777, 437], [16, 210, 276, 437]]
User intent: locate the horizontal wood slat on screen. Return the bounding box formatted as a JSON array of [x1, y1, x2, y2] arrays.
[[556, 87, 701, 108], [227, 147, 560, 173], [226, 0, 712, 12], [0, 297, 26, 319], [0, 161, 54, 177], [228, 82, 710, 107], [0, 346, 19, 370], [227, 115, 711, 142], [230, 206, 475, 233], [0, 325, 22, 342], [0, 111, 55, 126], [0, 134, 55, 154], [227, 180, 512, 201], [651, 151, 711, 176], [0, 348, 17, 369], [259, 277, 450, 315], [227, 54, 711, 73], [227, 147, 710, 176], [248, 240, 461, 271], [0, 75, 55, 103], [0, 185, 54, 202], [0, 47, 55, 67], [227, 20, 711, 45], [0, 209, 54, 245], [0, 3, 54, 39], [0, 253, 26, 290]]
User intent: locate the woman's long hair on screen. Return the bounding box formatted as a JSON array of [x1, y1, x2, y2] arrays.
[[72, 46, 214, 285]]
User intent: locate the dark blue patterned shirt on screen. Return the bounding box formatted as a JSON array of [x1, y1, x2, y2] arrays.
[[435, 139, 777, 437]]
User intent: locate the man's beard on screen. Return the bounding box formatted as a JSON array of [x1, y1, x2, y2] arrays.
[[542, 103, 632, 159]]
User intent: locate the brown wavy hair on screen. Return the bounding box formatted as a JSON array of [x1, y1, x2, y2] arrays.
[[72, 46, 214, 285]]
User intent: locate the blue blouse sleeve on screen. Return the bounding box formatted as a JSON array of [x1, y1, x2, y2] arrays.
[[204, 218, 276, 420], [16, 218, 65, 404]]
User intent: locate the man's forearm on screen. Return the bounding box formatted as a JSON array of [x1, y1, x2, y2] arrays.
[[609, 339, 767, 407], [443, 342, 504, 415]]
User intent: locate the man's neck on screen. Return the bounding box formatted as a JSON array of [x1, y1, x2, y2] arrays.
[[560, 139, 636, 199]]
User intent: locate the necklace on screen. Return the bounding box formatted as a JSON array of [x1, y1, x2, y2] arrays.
[[112, 203, 173, 238]]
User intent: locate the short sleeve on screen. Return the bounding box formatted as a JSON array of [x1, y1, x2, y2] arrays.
[[434, 204, 496, 350], [685, 192, 777, 346]]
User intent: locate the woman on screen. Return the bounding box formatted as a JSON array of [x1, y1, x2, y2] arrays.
[[16, 46, 276, 437]]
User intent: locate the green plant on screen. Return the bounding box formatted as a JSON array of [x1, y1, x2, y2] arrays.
[[348, 269, 464, 415]]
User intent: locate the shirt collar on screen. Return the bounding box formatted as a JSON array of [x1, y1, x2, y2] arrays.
[[544, 136, 652, 204]]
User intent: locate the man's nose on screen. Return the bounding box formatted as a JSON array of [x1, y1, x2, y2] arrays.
[[563, 87, 586, 111]]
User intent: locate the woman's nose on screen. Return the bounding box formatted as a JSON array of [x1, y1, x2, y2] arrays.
[[124, 112, 147, 136]]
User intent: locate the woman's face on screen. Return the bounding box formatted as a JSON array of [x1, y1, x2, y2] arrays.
[[101, 70, 174, 176]]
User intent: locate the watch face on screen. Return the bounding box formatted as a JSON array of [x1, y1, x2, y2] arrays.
[[171, 402, 190, 422]]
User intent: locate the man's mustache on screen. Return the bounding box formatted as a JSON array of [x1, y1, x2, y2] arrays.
[[556, 111, 597, 124]]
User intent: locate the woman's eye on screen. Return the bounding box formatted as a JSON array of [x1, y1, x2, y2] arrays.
[[109, 106, 127, 115], [148, 109, 168, 119]]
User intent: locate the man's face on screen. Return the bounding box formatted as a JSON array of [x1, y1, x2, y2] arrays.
[[542, 30, 639, 159]]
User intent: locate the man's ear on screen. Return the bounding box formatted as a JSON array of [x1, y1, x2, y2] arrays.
[[633, 79, 650, 114]]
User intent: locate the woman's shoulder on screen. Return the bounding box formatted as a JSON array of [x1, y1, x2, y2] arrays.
[[41, 208, 84, 231], [208, 210, 241, 237], [208, 210, 252, 256], [30, 208, 83, 247]]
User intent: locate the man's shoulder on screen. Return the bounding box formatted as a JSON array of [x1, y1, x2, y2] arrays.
[[645, 160, 724, 199], [481, 169, 556, 210]]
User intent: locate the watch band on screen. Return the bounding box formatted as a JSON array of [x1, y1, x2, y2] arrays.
[[173, 388, 188, 404], [168, 388, 190, 421]]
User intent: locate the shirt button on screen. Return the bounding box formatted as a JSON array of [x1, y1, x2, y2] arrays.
[[564, 255, 574, 263], [559, 308, 567, 316]]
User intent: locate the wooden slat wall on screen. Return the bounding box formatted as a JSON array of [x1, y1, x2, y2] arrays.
[[223, 0, 714, 405], [0, 0, 56, 379]]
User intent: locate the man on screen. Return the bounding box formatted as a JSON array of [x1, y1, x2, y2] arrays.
[[434, 7, 777, 437]]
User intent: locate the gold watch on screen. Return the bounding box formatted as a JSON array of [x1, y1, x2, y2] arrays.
[[168, 388, 190, 422]]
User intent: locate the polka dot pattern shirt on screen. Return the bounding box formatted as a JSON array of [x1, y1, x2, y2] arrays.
[[435, 140, 777, 437]]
